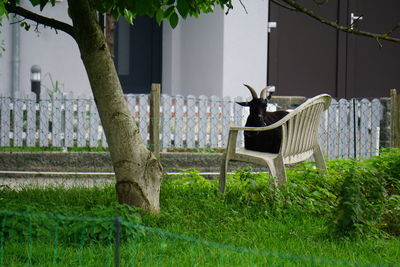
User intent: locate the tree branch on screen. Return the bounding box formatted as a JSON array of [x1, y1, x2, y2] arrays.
[[9, 17, 27, 24], [5, 3, 75, 38], [238, 0, 248, 14], [270, 0, 296, 11], [274, 0, 400, 44], [384, 23, 400, 38]]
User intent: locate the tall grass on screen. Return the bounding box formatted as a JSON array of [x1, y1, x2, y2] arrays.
[[1, 149, 399, 266]]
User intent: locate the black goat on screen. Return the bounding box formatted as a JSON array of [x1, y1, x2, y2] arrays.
[[237, 84, 289, 153]]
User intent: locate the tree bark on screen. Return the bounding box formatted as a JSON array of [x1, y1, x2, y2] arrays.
[[67, 0, 162, 213], [105, 12, 115, 59]]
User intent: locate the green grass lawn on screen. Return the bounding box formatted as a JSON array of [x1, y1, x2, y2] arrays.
[[1, 149, 399, 266]]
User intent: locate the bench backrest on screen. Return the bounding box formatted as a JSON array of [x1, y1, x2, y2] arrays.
[[279, 94, 331, 159]]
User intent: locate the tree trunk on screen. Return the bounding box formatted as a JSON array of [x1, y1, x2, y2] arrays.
[[67, 0, 162, 213], [105, 12, 115, 59]]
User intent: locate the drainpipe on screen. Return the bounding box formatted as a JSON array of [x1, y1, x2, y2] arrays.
[[11, 15, 20, 98]]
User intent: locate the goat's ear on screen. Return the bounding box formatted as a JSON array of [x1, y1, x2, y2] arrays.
[[236, 101, 249, 107]]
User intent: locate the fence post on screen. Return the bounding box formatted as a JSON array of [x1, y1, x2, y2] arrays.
[[149, 83, 161, 158], [391, 89, 400, 147]]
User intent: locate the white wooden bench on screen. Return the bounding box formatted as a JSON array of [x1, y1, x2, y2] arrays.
[[219, 94, 332, 192]]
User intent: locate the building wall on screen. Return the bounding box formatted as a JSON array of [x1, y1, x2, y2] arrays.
[[162, 0, 269, 99], [0, 0, 91, 98], [162, 9, 224, 97], [0, 15, 12, 96], [223, 0, 269, 99]]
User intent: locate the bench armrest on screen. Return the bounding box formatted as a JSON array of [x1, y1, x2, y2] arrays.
[[229, 93, 331, 132], [230, 115, 289, 132]]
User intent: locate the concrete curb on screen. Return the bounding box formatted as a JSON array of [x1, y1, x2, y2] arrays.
[[0, 152, 265, 179]]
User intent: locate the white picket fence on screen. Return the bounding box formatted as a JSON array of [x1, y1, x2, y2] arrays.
[[0, 93, 383, 158]]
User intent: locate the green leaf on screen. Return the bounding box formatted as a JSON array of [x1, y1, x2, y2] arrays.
[[176, 0, 189, 18], [136, 0, 149, 15], [164, 6, 175, 18], [0, 3, 7, 17], [124, 9, 135, 24], [111, 8, 120, 20], [155, 9, 163, 25], [40, 0, 48, 11], [95, 0, 116, 14], [20, 21, 31, 31], [169, 12, 179, 28], [30, 0, 41, 7]]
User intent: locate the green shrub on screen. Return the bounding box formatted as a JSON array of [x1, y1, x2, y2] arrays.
[[220, 166, 334, 220], [330, 161, 385, 238], [0, 187, 142, 244], [370, 148, 400, 195], [225, 167, 275, 205], [168, 169, 213, 188], [221, 149, 400, 238], [382, 194, 400, 236], [0, 204, 142, 245], [282, 162, 339, 214], [165, 169, 215, 200], [369, 148, 400, 235]]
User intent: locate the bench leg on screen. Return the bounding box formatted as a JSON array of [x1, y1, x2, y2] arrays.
[[313, 145, 327, 173], [219, 153, 229, 192], [268, 155, 287, 186]]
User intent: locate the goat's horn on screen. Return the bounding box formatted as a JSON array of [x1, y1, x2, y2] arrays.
[[260, 87, 268, 100], [243, 84, 258, 99]]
